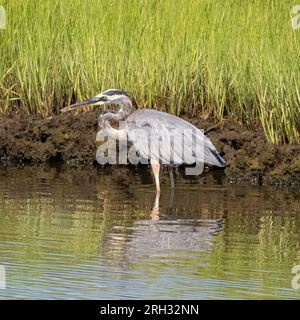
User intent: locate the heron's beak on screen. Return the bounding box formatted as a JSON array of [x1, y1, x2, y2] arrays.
[[60, 97, 105, 113]]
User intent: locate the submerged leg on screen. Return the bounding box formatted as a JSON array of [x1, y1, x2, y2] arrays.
[[168, 166, 175, 189], [150, 160, 160, 194], [151, 189, 160, 221]]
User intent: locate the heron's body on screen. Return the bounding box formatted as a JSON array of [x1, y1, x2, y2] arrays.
[[61, 89, 225, 193], [125, 109, 225, 167]]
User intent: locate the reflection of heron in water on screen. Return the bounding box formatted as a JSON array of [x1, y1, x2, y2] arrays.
[[61, 89, 225, 198], [100, 216, 224, 269], [125, 218, 224, 260], [100, 186, 225, 264], [91, 167, 227, 265]]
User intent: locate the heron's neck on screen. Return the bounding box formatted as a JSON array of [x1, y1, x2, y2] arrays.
[[98, 99, 132, 129], [117, 99, 132, 121]]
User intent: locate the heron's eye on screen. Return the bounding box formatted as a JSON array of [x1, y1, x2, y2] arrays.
[[101, 96, 108, 101]]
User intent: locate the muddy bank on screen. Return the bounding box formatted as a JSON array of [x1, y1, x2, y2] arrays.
[[0, 110, 300, 186]]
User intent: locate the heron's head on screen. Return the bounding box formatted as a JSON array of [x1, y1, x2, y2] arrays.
[[61, 89, 131, 112]]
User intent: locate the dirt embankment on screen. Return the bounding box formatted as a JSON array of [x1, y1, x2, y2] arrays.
[[0, 110, 300, 186]]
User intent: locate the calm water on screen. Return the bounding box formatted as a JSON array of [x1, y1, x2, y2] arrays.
[[0, 166, 300, 300]]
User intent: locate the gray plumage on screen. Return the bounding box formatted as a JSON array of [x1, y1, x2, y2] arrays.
[[126, 109, 225, 167]]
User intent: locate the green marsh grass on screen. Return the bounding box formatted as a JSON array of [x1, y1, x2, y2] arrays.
[[1, 0, 300, 143]]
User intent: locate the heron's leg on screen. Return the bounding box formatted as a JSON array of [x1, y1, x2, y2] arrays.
[[150, 160, 160, 194], [169, 188, 175, 208], [168, 166, 175, 189]]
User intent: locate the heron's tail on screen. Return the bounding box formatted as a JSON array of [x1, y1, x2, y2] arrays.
[[203, 136, 225, 167], [208, 148, 225, 167]]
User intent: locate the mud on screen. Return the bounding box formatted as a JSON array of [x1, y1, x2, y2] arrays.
[[0, 110, 300, 186]]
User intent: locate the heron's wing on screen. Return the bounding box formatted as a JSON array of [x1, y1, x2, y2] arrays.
[[126, 109, 225, 167]]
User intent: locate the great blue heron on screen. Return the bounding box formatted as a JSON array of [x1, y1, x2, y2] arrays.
[[61, 89, 225, 194]]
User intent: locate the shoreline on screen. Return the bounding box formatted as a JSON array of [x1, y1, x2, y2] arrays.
[[1, 110, 300, 187]]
